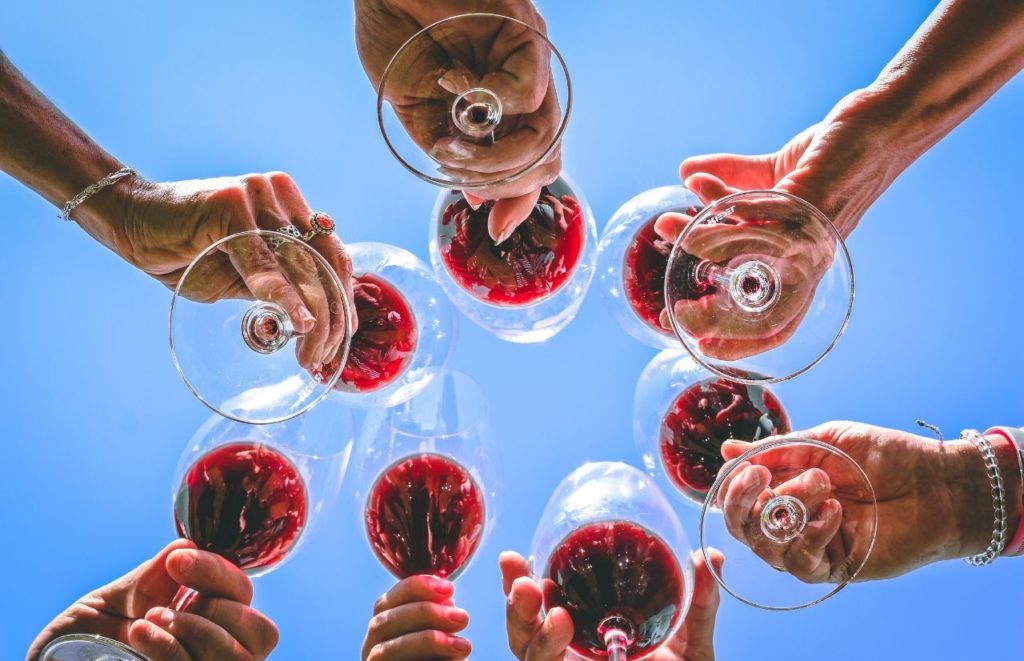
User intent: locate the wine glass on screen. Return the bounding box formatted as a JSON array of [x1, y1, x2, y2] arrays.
[[429, 173, 598, 342], [699, 438, 878, 610], [376, 12, 570, 192], [599, 186, 854, 382], [633, 349, 791, 508], [314, 242, 455, 409], [170, 229, 354, 425], [38, 405, 355, 661], [352, 370, 501, 581], [529, 462, 694, 661]]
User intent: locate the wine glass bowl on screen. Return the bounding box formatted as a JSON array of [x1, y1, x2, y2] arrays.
[[429, 174, 597, 342], [376, 12, 571, 192], [353, 370, 501, 581], [699, 438, 878, 610], [597, 185, 704, 348], [664, 190, 854, 384], [169, 229, 353, 425], [529, 462, 694, 661], [634, 350, 791, 508], [317, 242, 455, 409]]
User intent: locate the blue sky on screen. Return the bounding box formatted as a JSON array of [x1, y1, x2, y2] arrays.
[[1, 1, 1021, 659]]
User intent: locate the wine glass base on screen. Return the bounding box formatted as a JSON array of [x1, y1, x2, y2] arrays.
[[39, 634, 148, 661]]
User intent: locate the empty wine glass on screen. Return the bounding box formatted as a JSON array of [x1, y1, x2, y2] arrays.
[[430, 173, 597, 342], [699, 438, 878, 610], [599, 186, 854, 382], [170, 229, 353, 425], [529, 462, 694, 661], [315, 242, 455, 409], [39, 405, 355, 661], [633, 349, 791, 508], [352, 370, 501, 581]]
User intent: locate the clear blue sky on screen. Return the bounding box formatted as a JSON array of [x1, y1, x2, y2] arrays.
[[1, 1, 1021, 659]]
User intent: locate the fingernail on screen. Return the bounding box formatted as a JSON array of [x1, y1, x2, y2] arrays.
[[493, 224, 515, 246], [147, 607, 174, 627], [451, 637, 472, 654], [175, 550, 196, 575], [430, 576, 455, 596], [684, 175, 699, 190], [447, 608, 469, 626]]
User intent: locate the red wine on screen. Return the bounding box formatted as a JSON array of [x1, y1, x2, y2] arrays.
[[661, 377, 790, 501], [365, 453, 485, 579], [438, 181, 585, 306], [624, 207, 704, 334], [543, 520, 684, 659], [174, 442, 307, 572], [313, 273, 417, 392]]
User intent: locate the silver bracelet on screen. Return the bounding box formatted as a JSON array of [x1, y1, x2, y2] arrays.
[[59, 166, 136, 221], [962, 429, 1007, 566]]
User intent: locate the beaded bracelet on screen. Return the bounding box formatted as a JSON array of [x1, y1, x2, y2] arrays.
[[962, 429, 1007, 566], [59, 167, 136, 221]]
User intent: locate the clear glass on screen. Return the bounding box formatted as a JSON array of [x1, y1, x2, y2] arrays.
[[39, 634, 147, 661], [326, 242, 455, 409], [633, 349, 791, 508], [699, 438, 878, 610], [169, 229, 353, 425], [597, 185, 704, 348], [664, 190, 854, 383], [376, 12, 571, 192], [429, 174, 597, 342], [529, 462, 694, 661], [352, 370, 501, 581]]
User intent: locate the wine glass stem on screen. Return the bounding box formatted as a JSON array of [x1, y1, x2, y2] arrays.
[[693, 259, 780, 313], [170, 585, 198, 611], [604, 628, 629, 661]]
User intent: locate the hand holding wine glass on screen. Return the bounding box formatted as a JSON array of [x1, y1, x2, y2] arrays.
[[360, 575, 472, 660], [717, 421, 1023, 582], [499, 549, 723, 661], [356, 1, 564, 241], [28, 540, 278, 661]]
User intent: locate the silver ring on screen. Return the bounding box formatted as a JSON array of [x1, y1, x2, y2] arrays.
[[267, 224, 302, 250]]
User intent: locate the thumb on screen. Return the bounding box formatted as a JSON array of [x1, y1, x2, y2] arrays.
[[721, 439, 753, 461], [97, 539, 196, 617], [684, 173, 742, 207], [488, 188, 542, 244], [683, 548, 723, 661]]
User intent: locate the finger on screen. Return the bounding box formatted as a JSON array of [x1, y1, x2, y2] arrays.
[[783, 498, 843, 582], [721, 464, 772, 543], [373, 575, 455, 615], [99, 539, 196, 621], [500, 551, 532, 596], [507, 576, 544, 658], [479, 20, 550, 114], [144, 607, 251, 660], [369, 630, 472, 661], [489, 188, 542, 244], [684, 173, 743, 206], [654, 211, 693, 243], [456, 150, 560, 201], [128, 619, 194, 661], [524, 607, 574, 661], [721, 439, 753, 462], [681, 549, 722, 658], [695, 300, 807, 360], [166, 549, 253, 606], [680, 153, 777, 191], [187, 597, 279, 656], [774, 467, 832, 515], [365, 601, 469, 648]]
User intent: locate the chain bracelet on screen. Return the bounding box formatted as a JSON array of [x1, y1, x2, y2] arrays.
[[59, 167, 136, 221], [962, 429, 1007, 566]]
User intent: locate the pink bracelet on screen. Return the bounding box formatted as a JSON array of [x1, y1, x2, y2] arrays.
[[985, 427, 1024, 556]]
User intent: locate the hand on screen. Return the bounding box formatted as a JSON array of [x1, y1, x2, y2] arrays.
[[361, 575, 472, 660], [27, 540, 278, 661], [653, 90, 903, 359], [717, 421, 1021, 582], [499, 549, 723, 661], [355, 0, 562, 242], [113, 171, 354, 368]]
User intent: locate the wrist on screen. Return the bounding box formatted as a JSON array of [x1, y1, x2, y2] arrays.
[[71, 171, 152, 261]]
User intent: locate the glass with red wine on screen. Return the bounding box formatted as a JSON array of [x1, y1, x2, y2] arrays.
[[39, 406, 355, 661], [352, 370, 501, 581], [529, 462, 694, 661], [598, 186, 855, 382], [633, 349, 791, 508], [376, 13, 597, 342]]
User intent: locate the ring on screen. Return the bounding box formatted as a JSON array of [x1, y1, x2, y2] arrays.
[[301, 212, 336, 241], [267, 224, 302, 250]]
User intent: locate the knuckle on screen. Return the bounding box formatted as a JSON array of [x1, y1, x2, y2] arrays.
[[367, 611, 390, 636], [255, 614, 280, 653], [267, 171, 298, 193], [372, 595, 388, 615]]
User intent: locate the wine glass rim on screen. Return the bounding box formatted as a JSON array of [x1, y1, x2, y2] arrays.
[[663, 188, 855, 385], [376, 11, 573, 190], [168, 228, 353, 425], [39, 633, 148, 660], [698, 436, 878, 610]]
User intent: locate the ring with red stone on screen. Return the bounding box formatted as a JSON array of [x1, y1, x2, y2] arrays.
[[301, 212, 336, 241]]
